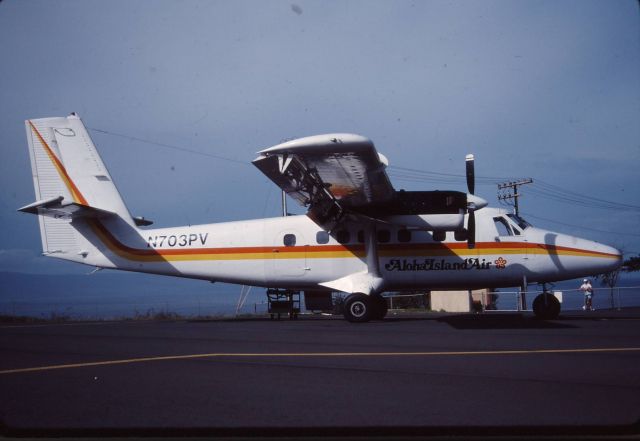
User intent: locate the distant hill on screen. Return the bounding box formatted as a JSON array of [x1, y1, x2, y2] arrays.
[[0, 270, 237, 297], [0, 271, 255, 319]]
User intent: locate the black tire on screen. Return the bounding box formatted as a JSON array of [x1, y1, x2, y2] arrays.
[[532, 293, 561, 320], [343, 293, 372, 323], [370, 294, 388, 320]]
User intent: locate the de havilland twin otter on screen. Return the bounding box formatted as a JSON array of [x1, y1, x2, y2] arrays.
[[19, 113, 622, 321]]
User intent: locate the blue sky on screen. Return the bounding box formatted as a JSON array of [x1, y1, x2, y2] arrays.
[[1, 0, 638, 284]]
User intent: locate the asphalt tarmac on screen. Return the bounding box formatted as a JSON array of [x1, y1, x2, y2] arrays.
[[1, 310, 640, 439]]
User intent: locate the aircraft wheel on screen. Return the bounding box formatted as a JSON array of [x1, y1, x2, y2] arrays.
[[343, 293, 372, 323], [370, 294, 388, 320], [532, 292, 561, 320]]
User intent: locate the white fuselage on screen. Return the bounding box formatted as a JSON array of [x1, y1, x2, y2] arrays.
[[73, 207, 621, 293]]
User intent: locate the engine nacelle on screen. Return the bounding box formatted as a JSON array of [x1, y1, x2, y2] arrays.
[[381, 213, 465, 231]]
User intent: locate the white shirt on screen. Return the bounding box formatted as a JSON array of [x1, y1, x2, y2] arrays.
[[580, 282, 593, 294]]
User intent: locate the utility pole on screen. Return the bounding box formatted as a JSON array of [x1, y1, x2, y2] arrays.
[[497, 178, 533, 216]]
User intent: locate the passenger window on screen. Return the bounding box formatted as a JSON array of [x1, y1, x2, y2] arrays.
[[283, 234, 296, 246], [357, 230, 364, 243], [398, 229, 411, 243], [336, 230, 350, 244], [494, 217, 513, 236], [377, 229, 390, 243], [433, 231, 445, 242], [316, 231, 329, 244]]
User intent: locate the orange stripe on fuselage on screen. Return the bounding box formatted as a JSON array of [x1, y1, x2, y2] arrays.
[[88, 221, 620, 264], [28, 120, 88, 205]]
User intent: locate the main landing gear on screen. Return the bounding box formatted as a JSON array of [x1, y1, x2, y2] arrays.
[[343, 293, 388, 323], [532, 291, 561, 320]]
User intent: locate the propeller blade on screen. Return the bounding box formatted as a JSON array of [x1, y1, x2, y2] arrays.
[[467, 210, 476, 249], [465, 154, 475, 195], [465, 154, 477, 248]]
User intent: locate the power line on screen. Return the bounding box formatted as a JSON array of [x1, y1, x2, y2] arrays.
[[526, 187, 630, 211], [521, 212, 640, 237], [533, 179, 640, 211], [88, 127, 248, 165], [388, 165, 640, 213], [85, 131, 640, 214]]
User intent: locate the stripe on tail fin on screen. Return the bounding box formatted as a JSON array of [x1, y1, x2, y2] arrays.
[[21, 113, 135, 262]]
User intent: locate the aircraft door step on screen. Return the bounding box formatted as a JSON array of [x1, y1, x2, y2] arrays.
[[267, 288, 300, 320]]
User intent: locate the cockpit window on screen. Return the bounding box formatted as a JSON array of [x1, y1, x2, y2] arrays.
[[493, 217, 514, 236], [506, 213, 531, 230]]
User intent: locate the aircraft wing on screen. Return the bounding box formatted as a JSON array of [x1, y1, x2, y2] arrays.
[[253, 134, 395, 227]]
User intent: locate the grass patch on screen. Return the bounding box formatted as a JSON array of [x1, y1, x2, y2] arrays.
[[0, 314, 52, 324], [0, 310, 270, 324]]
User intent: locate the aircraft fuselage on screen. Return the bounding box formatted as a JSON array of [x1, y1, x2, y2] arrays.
[[74, 207, 621, 293]]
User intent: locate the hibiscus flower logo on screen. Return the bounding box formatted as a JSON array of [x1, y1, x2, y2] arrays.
[[494, 257, 507, 269]]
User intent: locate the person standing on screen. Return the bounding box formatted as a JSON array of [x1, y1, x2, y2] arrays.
[[579, 278, 594, 311]]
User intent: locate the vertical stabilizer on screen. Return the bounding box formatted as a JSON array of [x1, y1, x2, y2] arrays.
[[23, 113, 135, 260]]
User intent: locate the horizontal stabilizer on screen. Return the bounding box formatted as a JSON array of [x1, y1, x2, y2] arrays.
[[133, 216, 154, 227], [18, 196, 64, 214], [18, 196, 116, 220]]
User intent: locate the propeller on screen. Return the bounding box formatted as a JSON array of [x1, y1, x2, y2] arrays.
[[466, 154, 475, 195], [465, 154, 486, 248]]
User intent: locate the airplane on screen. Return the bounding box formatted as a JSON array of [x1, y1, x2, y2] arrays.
[[19, 113, 622, 322]]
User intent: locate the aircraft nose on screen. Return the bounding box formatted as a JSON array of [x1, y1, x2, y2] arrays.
[[610, 245, 623, 268], [592, 241, 623, 273]]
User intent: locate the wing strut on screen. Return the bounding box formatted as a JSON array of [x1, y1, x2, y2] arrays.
[[319, 219, 384, 295], [364, 222, 381, 280]]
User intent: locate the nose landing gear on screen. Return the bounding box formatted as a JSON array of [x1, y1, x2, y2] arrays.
[[532, 290, 561, 320]]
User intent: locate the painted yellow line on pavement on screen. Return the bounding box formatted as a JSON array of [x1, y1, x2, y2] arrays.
[[1, 347, 639, 375]]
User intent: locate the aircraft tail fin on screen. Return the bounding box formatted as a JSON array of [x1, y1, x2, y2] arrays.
[[20, 113, 136, 262]]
